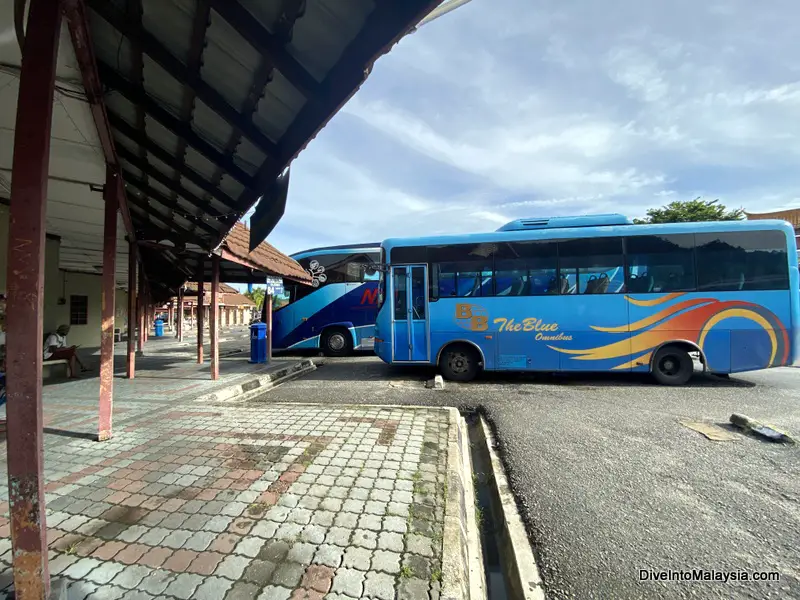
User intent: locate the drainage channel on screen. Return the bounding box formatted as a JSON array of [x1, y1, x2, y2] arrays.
[[464, 411, 544, 600], [466, 412, 511, 599]]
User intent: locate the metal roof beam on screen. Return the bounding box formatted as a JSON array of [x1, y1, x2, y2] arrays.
[[174, 0, 211, 218], [235, 0, 441, 213], [117, 145, 228, 221], [89, 0, 278, 158], [206, 58, 274, 220], [98, 60, 256, 188], [126, 196, 199, 244], [122, 171, 220, 238], [128, 203, 185, 238], [125, 0, 150, 214], [62, 0, 137, 244], [107, 110, 239, 209], [209, 0, 320, 98], [205, 0, 306, 228], [274, 0, 307, 44]]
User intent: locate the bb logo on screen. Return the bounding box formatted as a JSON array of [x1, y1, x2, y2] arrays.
[[455, 303, 489, 332]]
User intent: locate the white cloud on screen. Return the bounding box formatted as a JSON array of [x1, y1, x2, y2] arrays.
[[269, 0, 800, 254]]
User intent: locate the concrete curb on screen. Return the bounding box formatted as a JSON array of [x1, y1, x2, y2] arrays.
[[192, 359, 317, 404], [479, 416, 545, 599], [441, 408, 487, 600]]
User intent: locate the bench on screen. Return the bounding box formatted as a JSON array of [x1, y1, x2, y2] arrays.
[[43, 359, 70, 379]]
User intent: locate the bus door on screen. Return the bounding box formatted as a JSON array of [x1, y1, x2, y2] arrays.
[[391, 265, 430, 362]]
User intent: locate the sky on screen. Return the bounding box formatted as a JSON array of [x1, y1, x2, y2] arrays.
[[257, 0, 800, 256]]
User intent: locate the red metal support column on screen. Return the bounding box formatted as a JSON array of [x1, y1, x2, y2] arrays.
[[4, 0, 62, 595], [127, 242, 136, 378], [210, 256, 220, 380], [99, 166, 118, 441], [143, 292, 148, 344], [197, 265, 205, 364], [137, 273, 145, 354], [177, 289, 183, 342]]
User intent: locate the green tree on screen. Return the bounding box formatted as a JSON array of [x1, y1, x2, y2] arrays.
[[245, 287, 265, 310], [634, 198, 745, 224]]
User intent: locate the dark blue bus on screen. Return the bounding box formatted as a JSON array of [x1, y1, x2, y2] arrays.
[[272, 243, 381, 356]]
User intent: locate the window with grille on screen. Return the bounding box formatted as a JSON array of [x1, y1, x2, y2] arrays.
[[69, 295, 88, 325]]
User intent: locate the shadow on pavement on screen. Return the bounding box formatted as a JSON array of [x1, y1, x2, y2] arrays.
[[43, 427, 97, 441], [473, 370, 757, 388], [277, 350, 756, 389]]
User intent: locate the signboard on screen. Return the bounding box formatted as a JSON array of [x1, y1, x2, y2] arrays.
[[265, 276, 284, 296]]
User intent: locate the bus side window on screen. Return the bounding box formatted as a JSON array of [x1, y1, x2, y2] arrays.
[[558, 238, 624, 294], [437, 263, 456, 297], [494, 241, 557, 296], [696, 231, 789, 291], [393, 268, 408, 315], [429, 265, 440, 301], [272, 287, 293, 311], [295, 282, 314, 301], [429, 244, 493, 298], [625, 234, 696, 293]]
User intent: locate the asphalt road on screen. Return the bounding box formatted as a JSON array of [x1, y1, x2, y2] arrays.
[[260, 354, 800, 599]]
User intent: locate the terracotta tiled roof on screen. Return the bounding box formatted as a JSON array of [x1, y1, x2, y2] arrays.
[[221, 293, 256, 307], [746, 209, 800, 228], [168, 290, 256, 307], [183, 282, 239, 294], [220, 222, 311, 284]]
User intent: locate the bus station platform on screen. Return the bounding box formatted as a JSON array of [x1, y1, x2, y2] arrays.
[[16, 335, 312, 427], [0, 377, 458, 600]]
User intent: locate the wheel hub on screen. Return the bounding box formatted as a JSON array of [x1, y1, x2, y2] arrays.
[[660, 357, 678, 376], [450, 352, 469, 374], [328, 334, 345, 351]]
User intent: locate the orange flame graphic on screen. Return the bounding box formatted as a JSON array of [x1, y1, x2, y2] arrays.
[[549, 295, 790, 370]]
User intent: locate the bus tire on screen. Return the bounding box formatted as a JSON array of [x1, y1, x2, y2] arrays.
[[652, 345, 693, 386], [439, 344, 480, 382], [321, 327, 353, 357]]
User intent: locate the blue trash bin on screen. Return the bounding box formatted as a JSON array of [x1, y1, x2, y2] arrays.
[[250, 322, 268, 364], [154, 319, 164, 337]]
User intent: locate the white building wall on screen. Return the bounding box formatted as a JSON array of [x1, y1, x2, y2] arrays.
[[1, 205, 129, 349], [46, 271, 129, 348]]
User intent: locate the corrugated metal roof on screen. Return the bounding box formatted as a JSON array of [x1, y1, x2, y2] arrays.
[[83, 0, 441, 295]]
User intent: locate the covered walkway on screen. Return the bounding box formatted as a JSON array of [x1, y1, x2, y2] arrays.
[[0, 0, 442, 596], [34, 332, 308, 429]]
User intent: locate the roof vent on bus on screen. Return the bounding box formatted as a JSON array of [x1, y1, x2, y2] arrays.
[[495, 213, 632, 232]]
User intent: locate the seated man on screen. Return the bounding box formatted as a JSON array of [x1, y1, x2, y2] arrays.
[[44, 325, 88, 378]]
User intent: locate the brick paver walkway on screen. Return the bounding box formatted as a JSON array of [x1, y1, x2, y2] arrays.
[[36, 331, 283, 407], [0, 401, 451, 599]]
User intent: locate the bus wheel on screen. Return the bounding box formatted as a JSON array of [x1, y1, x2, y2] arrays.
[[652, 345, 693, 386], [439, 344, 480, 382], [322, 328, 352, 357]]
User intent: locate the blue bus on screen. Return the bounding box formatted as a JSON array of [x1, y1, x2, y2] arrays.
[[374, 214, 798, 384], [272, 243, 381, 356]]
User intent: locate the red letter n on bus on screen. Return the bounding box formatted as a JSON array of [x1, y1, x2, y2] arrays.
[[361, 288, 379, 305]]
